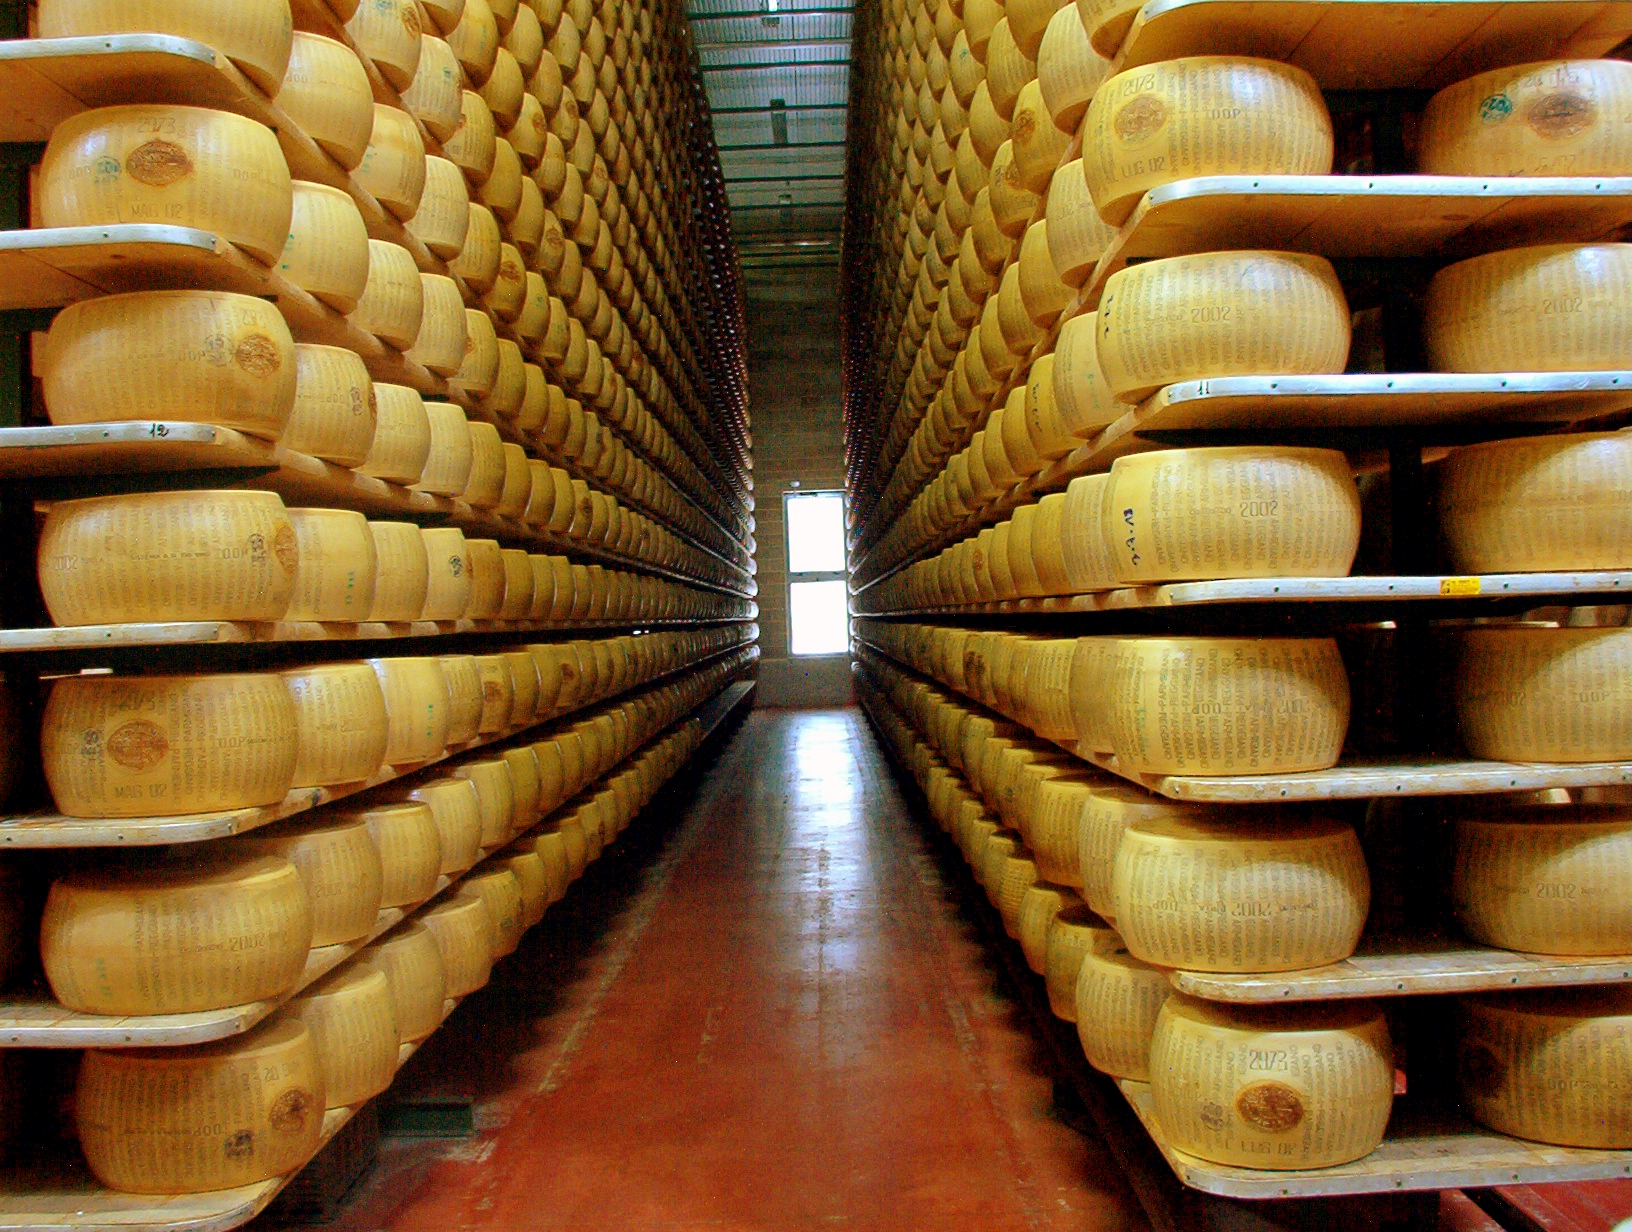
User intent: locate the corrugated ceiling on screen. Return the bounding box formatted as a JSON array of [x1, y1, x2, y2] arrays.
[[686, 0, 852, 254]]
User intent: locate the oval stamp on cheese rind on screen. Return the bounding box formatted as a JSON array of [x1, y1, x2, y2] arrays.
[[1114, 95, 1167, 145], [106, 719, 169, 772], [125, 139, 193, 187], [1236, 1081, 1305, 1133], [1528, 91, 1595, 140]]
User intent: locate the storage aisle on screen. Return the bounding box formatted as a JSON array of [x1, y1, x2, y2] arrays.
[[281, 708, 1148, 1231]]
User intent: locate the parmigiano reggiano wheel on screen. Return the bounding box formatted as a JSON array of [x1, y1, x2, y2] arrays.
[[464, 541, 506, 621], [280, 662, 389, 786], [1075, 946, 1170, 1078], [460, 868, 524, 957], [436, 654, 482, 744], [279, 181, 370, 314], [347, 801, 442, 907], [502, 743, 541, 828], [501, 850, 549, 927], [1456, 626, 1632, 762], [1017, 882, 1069, 972], [284, 508, 378, 622], [284, 345, 377, 467], [355, 921, 446, 1043], [452, 309, 502, 399], [288, 966, 399, 1107], [1083, 58, 1333, 225], [77, 1018, 325, 1195], [1100, 637, 1350, 775], [416, 403, 476, 498], [401, 35, 465, 141], [37, 490, 298, 626], [1453, 804, 1632, 954], [345, 0, 422, 88], [1078, 0, 1144, 58], [444, 89, 497, 181], [448, 0, 500, 82], [1045, 906, 1120, 1021], [357, 105, 427, 221], [406, 775, 483, 872], [1098, 252, 1350, 401], [1104, 447, 1361, 583], [42, 672, 299, 818], [503, 650, 539, 722], [422, 0, 465, 35], [43, 290, 296, 437], [480, 49, 525, 129], [1026, 775, 1096, 885], [41, 853, 311, 1015], [419, 526, 472, 620], [1439, 433, 1632, 573], [454, 757, 514, 843], [1425, 243, 1632, 373], [39, 104, 293, 263], [1111, 813, 1370, 972], [406, 156, 472, 258], [367, 656, 452, 763], [1045, 161, 1116, 288], [278, 32, 375, 169], [366, 521, 430, 623], [1059, 474, 1118, 596], [1421, 61, 1632, 178], [421, 895, 493, 995], [452, 202, 502, 292], [496, 444, 531, 518], [359, 384, 432, 487], [349, 240, 424, 349], [408, 274, 468, 375], [243, 817, 384, 946], [1457, 988, 1632, 1147], [1036, 6, 1106, 133], [37, 0, 294, 92]]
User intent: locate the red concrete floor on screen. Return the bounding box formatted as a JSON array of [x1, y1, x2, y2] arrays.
[[268, 708, 1149, 1232]]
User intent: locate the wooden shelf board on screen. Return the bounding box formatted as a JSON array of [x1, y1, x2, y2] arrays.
[[1082, 175, 1632, 311], [1116, 1078, 1632, 1199], [1109, 0, 1632, 90], [0, 225, 267, 310], [1171, 937, 1632, 1004]]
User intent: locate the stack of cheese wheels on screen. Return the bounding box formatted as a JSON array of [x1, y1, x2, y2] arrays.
[[1424, 244, 1632, 372], [41, 672, 300, 817], [1102, 448, 1362, 582], [37, 490, 299, 626], [76, 1018, 326, 1194], [355, 920, 447, 1044], [1453, 803, 1632, 953], [1096, 637, 1351, 775], [1457, 988, 1632, 1146], [1438, 433, 1632, 572], [1112, 813, 1370, 972], [1082, 58, 1334, 225], [243, 817, 384, 946], [1077, 784, 1212, 920], [1075, 946, 1172, 1080], [1097, 251, 1351, 402], [280, 661, 390, 787], [1149, 996, 1394, 1168], [1455, 626, 1632, 761], [42, 290, 298, 435], [40, 853, 312, 1014], [1419, 61, 1632, 178], [38, 104, 294, 261], [287, 966, 400, 1108]]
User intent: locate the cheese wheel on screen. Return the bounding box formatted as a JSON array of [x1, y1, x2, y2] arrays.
[[345, 0, 422, 88], [506, 97, 549, 172], [422, 0, 465, 35], [39, 104, 294, 262], [452, 202, 503, 292], [357, 105, 427, 221], [495, 445, 531, 518], [1457, 988, 1632, 1147], [1150, 996, 1393, 1168], [444, 90, 498, 181], [1047, 311, 1119, 437], [416, 403, 476, 498], [1098, 252, 1350, 402], [501, 850, 549, 927], [41, 853, 311, 1015], [484, 246, 529, 322], [279, 33, 374, 169], [355, 921, 446, 1043], [41, 672, 298, 818], [1083, 58, 1333, 225], [454, 757, 514, 843], [1453, 805, 1632, 954], [1045, 906, 1121, 1020], [284, 345, 377, 467], [367, 656, 452, 763], [243, 817, 384, 946], [1058, 474, 1118, 596], [37, 0, 294, 91], [407, 274, 468, 375], [406, 776, 484, 873], [38, 490, 298, 626], [436, 654, 483, 743], [284, 508, 378, 622], [452, 309, 502, 398], [401, 35, 465, 141], [1421, 61, 1632, 178], [1017, 882, 1070, 972], [1456, 626, 1632, 762], [1104, 447, 1361, 583], [1037, 7, 1107, 134], [459, 868, 525, 957], [1027, 775, 1097, 885], [1078, 0, 1144, 57], [288, 966, 399, 1107], [279, 181, 370, 313], [1045, 161, 1116, 288], [406, 156, 472, 258], [420, 895, 493, 995], [1439, 433, 1632, 572], [502, 743, 542, 828], [503, 649, 540, 721], [530, 831, 571, 902], [448, 0, 500, 81], [349, 240, 424, 349], [480, 49, 525, 129], [347, 801, 442, 907], [280, 662, 389, 787], [43, 290, 296, 436], [366, 520, 431, 622], [1077, 784, 1209, 917], [1112, 814, 1370, 972], [1075, 947, 1170, 1078], [419, 526, 472, 620], [465, 541, 507, 621], [1101, 637, 1351, 775], [1425, 243, 1632, 373], [77, 1018, 325, 1194]]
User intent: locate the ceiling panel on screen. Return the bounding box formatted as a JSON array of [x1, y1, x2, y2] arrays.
[[712, 109, 847, 147], [701, 63, 849, 109], [689, 11, 851, 44], [698, 42, 849, 68], [720, 146, 846, 179]]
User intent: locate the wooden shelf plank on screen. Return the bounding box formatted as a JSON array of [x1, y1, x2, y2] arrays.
[[1116, 1078, 1632, 1199], [0, 225, 267, 310], [1082, 175, 1632, 311], [1108, 0, 1632, 90]]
